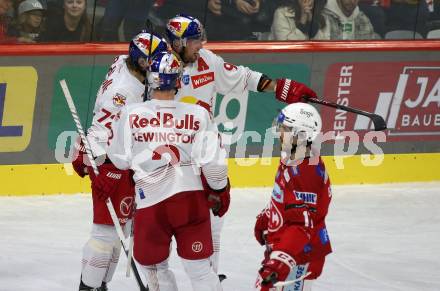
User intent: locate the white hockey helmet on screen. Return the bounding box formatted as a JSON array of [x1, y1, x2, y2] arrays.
[[274, 102, 322, 143]]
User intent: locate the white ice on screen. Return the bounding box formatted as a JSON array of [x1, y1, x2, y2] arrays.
[[1, 182, 439, 291]]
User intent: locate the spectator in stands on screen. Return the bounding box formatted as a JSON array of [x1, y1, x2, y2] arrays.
[[8, 0, 45, 42], [385, 0, 430, 37], [13, 0, 47, 12], [358, 0, 388, 37], [0, 0, 15, 42], [153, 0, 206, 27], [204, 0, 263, 40], [269, 0, 330, 40], [98, 0, 152, 41], [323, 0, 377, 39], [40, 0, 91, 42], [427, 0, 440, 36]]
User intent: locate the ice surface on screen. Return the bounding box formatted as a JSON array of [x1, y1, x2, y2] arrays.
[[0, 182, 439, 291]]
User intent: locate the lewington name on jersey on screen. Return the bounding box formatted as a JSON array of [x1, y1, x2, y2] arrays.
[[129, 112, 200, 130]]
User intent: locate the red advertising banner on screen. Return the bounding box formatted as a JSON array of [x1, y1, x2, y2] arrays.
[[322, 62, 440, 141]]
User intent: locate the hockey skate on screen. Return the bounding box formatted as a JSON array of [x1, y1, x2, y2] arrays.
[[79, 279, 108, 291]]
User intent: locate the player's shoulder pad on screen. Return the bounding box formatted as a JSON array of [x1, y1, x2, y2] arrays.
[[199, 48, 222, 63], [182, 101, 209, 115]]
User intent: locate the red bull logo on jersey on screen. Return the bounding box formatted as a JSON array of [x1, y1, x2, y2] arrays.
[[294, 191, 317, 205], [129, 112, 200, 130], [191, 72, 214, 89], [112, 93, 126, 107]]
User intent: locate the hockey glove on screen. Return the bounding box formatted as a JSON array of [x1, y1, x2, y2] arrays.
[[259, 251, 296, 288], [89, 164, 123, 201], [207, 179, 230, 217], [72, 138, 89, 178], [275, 79, 317, 104], [254, 209, 269, 245]]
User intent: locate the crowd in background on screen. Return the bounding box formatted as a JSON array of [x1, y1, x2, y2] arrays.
[[1, 0, 440, 43]]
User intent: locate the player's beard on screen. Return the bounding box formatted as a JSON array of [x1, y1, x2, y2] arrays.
[[182, 48, 199, 64]]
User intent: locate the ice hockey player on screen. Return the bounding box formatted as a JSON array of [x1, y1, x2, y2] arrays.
[[71, 31, 168, 290], [254, 103, 332, 291], [165, 13, 318, 276], [107, 50, 230, 291]]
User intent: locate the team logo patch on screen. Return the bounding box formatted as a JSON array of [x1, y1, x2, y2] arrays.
[[120, 196, 134, 217], [272, 182, 284, 203], [113, 93, 126, 107], [293, 191, 317, 204], [182, 75, 190, 85], [268, 202, 283, 232], [191, 241, 203, 253], [191, 72, 214, 89]]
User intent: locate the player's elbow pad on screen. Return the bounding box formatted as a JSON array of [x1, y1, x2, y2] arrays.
[[257, 74, 272, 92]]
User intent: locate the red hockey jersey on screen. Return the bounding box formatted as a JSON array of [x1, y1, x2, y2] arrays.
[[265, 156, 332, 264]]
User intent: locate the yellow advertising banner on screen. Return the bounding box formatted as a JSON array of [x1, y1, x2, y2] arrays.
[[0, 67, 38, 152]]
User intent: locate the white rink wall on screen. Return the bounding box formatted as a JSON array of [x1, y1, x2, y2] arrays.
[[0, 182, 439, 291]]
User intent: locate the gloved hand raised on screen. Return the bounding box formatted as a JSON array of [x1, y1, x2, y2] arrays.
[[275, 79, 317, 104]]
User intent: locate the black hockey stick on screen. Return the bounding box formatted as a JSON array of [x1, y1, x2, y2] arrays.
[[303, 96, 387, 131], [60, 80, 148, 291]]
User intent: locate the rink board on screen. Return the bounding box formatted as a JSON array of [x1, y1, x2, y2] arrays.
[[1, 153, 439, 195]]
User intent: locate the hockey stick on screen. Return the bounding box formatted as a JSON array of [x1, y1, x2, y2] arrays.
[[60, 80, 148, 291], [273, 271, 312, 290], [143, 19, 154, 102], [302, 96, 387, 131]]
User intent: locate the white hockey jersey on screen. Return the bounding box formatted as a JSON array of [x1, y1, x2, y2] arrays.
[[87, 55, 144, 157], [175, 48, 262, 113], [107, 99, 228, 209]]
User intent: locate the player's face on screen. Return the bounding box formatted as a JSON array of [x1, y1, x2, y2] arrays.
[[64, 0, 86, 18], [280, 128, 298, 146], [337, 0, 358, 17], [182, 38, 203, 63]]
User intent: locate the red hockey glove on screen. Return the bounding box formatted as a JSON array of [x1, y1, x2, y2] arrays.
[[259, 251, 296, 288], [71, 138, 88, 178], [254, 209, 269, 245], [89, 164, 123, 201], [207, 179, 230, 217], [275, 79, 317, 104]]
